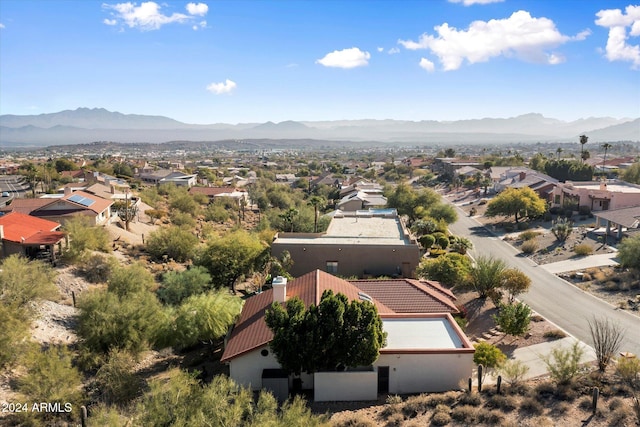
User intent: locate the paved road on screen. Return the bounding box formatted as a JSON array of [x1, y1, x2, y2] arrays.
[[448, 207, 640, 357]]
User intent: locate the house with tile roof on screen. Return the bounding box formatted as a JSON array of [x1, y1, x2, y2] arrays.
[[221, 270, 474, 401], [550, 179, 640, 213], [0, 190, 113, 225], [271, 209, 420, 278], [0, 212, 65, 263]]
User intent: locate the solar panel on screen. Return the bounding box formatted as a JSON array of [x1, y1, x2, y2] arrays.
[[68, 194, 95, 207]]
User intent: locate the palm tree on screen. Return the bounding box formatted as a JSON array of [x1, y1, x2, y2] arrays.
[[579, 134, 588, 163], [279, 207, 299, 232], [307, 195, 325, 233], [556, 147, 563, 160], [601, 143, 613, 178]]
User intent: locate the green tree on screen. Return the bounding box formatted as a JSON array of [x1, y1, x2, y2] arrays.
[[63, 215, 111, 261], [501, 268, 531, 303], [579, 134, 588, 163], [279, 207, 299, 232], [619, 234, 640, 269], [77, 289, 167, 356], [473, 342, 506, 377], [485, 187, 546, 224], [197, 230, 267, 292], [492, 302, 532, 337], [464, 255, 507, 299], [427, 203, 458, 224], [621, 162, 640, 184], [157, 266, 212, 306], [169, 193, 200, 216], [146, 226, 199, 263], [416, 252, 471, 286], [542, 341, 584, 385], [450, 236, 473, 254], [265, 290, 387, 375], [107, 263, 156, 298], [601, 142, 613, 175], [54, 158, 77, 172], [94, 349, 142, 405], [169, 291, 243, 350]]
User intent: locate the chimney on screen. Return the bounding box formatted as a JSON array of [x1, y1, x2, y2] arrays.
[[64, 186, 72, 196], [272, 276, 287, 303], [0, 225, 4, 240], [110, 184, 116, 194], [600, 180, 607, 191], [519, 172, 526, 181]]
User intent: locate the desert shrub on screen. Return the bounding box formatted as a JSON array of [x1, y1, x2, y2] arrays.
[[588, 316, 625, 372], [157, 266, 212, 306], [618, 234, 640, 269], [419, 234, 436, 249], [578, 396, 592, 411], [18, 346, 84, 424], [551, 217, 573, 242], [479, 409, 504, 424], [542, 341, 585, 385], [520, 396, 544, 415], [534, 381, 556, 397], [77, 253, 117, 283], [496, 359, 530, 385], [473, 342, 507, 375], [543, 329, 567, 339], [552, 401, 571, 415], [386, 394, 403, 405], [517, 222, 529, 230], [608, 397, 625, 411], [334, 415, 376, 427], [458, 392, 482, 406], [609, 406, 633, 426], [204, 203, 232, 223], [94, 349, 143, 405], [487, 394, 518, 411], [519, 230, 540, 241], [146, 226, 199, 262], [521, 239, 539, 254], [108, 262, 156, 297], [430, 410, 451, 426], [63, 215, 111, 261], [492, 302, 531, 337], [582, 273, 592, 281], [578, 205, 591, 216], [454, 316, 467, 331], [436, 235, 449, 250], [386, 412, 404, 426], [450, 405, 478, 423], [574, 244, 594, 256], [616, 356, 640, 386]]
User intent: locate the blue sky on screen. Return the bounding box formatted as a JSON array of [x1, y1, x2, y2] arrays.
[[0, 0, 639, 124]]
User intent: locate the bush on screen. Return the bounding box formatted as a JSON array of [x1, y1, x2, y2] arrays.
[[94, 349, 143, 405], [520, 396, 544, 415], [77, 253, 116, 283], [451, 405, 479, 423], [542, 341, 585, 385], [146, 226, 199, 263], [473, 342, 507, 373], [543, 329, 567, 339], [521, 239, 539, 254], [496, 359, 530, 385], [430, 410, 451, 426], [551, 217, 573, 242], [157, 266, 212, 306], [615, 355, 640, 386], [492, 302, 531, 337], [517, 222, 529, 230], [487, 394, 518, 411], [619, 235, 640, 269], [574, 244, 594, 256], [419, 234, 436, 249], [519, 230, 540, 241]]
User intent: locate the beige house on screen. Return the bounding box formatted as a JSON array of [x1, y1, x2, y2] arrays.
[[550, 179, 640, 212], [271, 209, 420, 278]]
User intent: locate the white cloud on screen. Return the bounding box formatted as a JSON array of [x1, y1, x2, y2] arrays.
[[316, 47, 371, 68], [377, 47, 384, 52], [419, 58, 435, 72], [448, 0, 504, 5], [0, 23, 5, 29], [547, 53, 565, 64], [388, 47, 400, 54], [206, 79, 237, 95], [192, 20, 207, 30], [595, 5, 640, 68], [102, 1, 208, 31], [186, 3, 208, 16], [398, 10, 577, 70]]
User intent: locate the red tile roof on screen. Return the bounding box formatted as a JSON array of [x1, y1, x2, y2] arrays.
[[349, 279, 458, 314], [0, 212, 64, 244], [0, 198, 55, 215], [221, 271, 460, 363]]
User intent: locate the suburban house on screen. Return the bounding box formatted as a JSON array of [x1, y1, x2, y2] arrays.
[[271, 209, 420, 278], [593, 205, 640, 241], [489, 167, 558, 198], [137, 169, 197, 187], [220, 270, 474, 401], [550, 179, 640, 213], [188, 186, 249, 205], [431, 158, 482, 178], [0, 212, 65, 263], [0, 190, 113, 225], [336, 190, 387, 211]]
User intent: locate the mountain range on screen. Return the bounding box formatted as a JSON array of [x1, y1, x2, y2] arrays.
[[1, 108, 638, 148]]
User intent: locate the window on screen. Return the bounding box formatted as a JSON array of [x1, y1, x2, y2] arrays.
[[326, 261, 338, 274]]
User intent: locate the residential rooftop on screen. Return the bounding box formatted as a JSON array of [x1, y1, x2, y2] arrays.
[[566, 180, 640, 193], [382, 316, 465, 350]]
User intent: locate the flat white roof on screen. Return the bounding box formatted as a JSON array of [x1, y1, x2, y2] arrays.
[[570, 182, 640, 194], [382, 317, 464, 350]]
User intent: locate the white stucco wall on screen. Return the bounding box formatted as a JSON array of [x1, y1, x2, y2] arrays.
[[314, 371, 378, 402], [375, 352, 474, 394], [228, 346, 314, 391], [228, 346, 281, 391]]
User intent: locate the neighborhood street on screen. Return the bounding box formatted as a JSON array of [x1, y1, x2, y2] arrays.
[[448, 206, 640, 357]]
